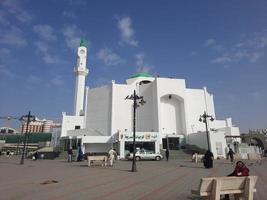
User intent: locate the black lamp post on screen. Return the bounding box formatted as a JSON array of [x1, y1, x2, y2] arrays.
[[20, 111, 35, 165], [199, 111, 214, 151], [125, 90, 146, 172]]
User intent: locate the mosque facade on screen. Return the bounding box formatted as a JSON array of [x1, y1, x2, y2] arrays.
[[61, 41, 240, 159]]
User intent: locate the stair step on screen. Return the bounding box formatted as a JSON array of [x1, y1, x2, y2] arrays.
[[160, 150, 191, 160]]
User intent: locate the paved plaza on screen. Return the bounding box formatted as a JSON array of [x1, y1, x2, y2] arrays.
[[0, 156, 266, 200]]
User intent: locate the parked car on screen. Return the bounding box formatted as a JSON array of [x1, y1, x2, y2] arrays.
[[127, 149, 163, 161]]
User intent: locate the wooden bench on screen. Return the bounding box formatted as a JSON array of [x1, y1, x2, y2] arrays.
[[191, 176, 257, 200], [87, 155, 108, 167]]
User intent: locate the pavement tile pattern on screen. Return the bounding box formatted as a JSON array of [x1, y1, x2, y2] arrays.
[[0, 156, 266, 200]]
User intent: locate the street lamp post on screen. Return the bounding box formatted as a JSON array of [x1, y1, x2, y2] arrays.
[[199, 111, 214, 151], [20, 111, 35, 165], [125, 90, 146, 172]]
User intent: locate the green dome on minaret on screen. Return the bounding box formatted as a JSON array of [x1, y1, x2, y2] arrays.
[[80, 38, 86, 47], [130, 72, 152, 78]]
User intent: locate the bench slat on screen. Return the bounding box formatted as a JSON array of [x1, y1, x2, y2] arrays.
[[220, 189, 256, 195], [191, 190, 211, 196]]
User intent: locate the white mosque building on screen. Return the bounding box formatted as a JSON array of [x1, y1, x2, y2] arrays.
[[60, 40, 240, 159]]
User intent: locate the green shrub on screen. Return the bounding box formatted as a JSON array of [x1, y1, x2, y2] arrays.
[[0, 133, 52, 143]]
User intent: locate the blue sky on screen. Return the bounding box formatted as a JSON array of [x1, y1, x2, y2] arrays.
[[0, 0, 266, 132]]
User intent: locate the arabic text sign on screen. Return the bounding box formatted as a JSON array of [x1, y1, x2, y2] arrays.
[[121, 132, 158, 141]]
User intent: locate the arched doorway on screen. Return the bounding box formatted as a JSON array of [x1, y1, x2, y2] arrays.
[[160, 94, 186, 135]]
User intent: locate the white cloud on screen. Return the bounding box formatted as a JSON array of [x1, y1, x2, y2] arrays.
[[92, 77, 110, 87], [0, 11, 9, 26], [97, 48, 124, 66], [35, 41, 49, 52], [117, 17, 138, 47], [257, 35, 267, 48], [0, 26, 27, 47], [51, 76, 64, 86], [251, 91, 261, 99], [249, 52, 262, 63], [15, 10, 32, 23], [0, 48, 10, 55], [204, 38, 224, 51], [204, 39, 215, 46], [135, 53, 152, 73], [0, 1, 32, 47], [207, 32, 267, 65], [211, 50, 262, 64], [2, 0, 32, 23], [34, 41, 65, 64], [33, 24, 57, 41], [27, 75, 42, 84], [62, 11, 77, 19], [68, 0, 87, 6], [211, 55, 233, 64], [43, 54, 65, 64], [62, 24, 84, 49], [226, 94, 237, 102], [189, 51, 198, 56], [0, 64, 15, 78], [244, 32, 267, 49]]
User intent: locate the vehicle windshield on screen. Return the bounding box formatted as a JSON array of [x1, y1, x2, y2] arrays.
[[137, 149, 154, 154]]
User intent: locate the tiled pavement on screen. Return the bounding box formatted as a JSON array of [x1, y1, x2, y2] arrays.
[[0, 156, 266, 200]]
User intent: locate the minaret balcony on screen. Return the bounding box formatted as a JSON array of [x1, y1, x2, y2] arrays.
[[74, 67, 89, 76]]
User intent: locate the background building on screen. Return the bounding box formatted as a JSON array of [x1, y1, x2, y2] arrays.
[[21, 118, 60, 134], [0, 127, 19, 134]]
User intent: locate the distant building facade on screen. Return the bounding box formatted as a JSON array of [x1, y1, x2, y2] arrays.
[[0, 127, 19, 134], [21, 118, 60, 134]]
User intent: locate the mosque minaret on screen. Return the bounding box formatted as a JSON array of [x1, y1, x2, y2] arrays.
[[73, 39, 89, 116]]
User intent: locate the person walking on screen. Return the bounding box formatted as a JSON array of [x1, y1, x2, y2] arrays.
[[228, 148, 235, 163], [76, 145, 83, 162], [108, 148, 117, 167], [165, 149, 169, 161], [33, 151, 39, 161], [203, 150, 214, 168], [68, 147, 73, 162], [6, 150, 10, 157]]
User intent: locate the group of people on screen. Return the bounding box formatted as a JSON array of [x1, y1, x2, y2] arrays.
[[202, 150, 249, 174], [67, 147, 117, 167], [67, 145, 84, 162], [201, 148, 236, 169]]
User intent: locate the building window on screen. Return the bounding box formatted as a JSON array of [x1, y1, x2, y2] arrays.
[[75, 126, 80, 130]]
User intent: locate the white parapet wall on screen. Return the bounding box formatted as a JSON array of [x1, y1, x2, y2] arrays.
[[188, 130, 228, 159], [61, 112, 85, 138]]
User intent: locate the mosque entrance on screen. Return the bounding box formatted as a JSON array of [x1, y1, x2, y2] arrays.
[[162, 137, 180, 150], [125, 142, 155, 153], [160, 95, 186, 135]]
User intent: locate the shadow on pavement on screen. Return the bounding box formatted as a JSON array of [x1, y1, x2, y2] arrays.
[[179, 164, 204, 169]]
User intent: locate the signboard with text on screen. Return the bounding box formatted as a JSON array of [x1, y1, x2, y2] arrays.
[[120, 132, 159, 142]]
